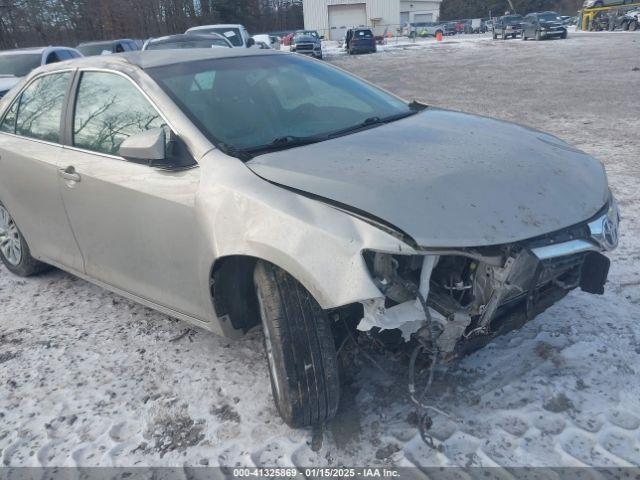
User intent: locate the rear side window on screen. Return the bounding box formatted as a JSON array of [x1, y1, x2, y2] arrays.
[[1, 72, 70, 142], [73, 71, 165, 155]]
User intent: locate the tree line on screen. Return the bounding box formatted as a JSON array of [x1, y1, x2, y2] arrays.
[[440, 0, 584, 20], [0, 0, 303, 49]]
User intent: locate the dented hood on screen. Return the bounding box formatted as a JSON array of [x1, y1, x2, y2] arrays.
[[247, 109, 608, 247]]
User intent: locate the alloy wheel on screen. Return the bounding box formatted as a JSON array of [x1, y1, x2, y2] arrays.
[[0, 205, 22, 266]]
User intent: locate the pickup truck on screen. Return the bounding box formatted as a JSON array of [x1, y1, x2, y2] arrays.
[[492, 14, 524, 39]]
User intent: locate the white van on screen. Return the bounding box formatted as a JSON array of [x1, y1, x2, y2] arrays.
[[186, 24, 254, 48]]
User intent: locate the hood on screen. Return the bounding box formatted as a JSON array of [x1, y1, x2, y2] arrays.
[[0, 76, 21, 95], [248, 109, 608, 248]]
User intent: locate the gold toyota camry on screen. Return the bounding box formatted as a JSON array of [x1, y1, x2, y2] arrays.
[[0, 49, 619, 427]]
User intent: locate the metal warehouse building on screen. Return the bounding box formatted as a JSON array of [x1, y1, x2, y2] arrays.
[[302, 0, 443, 40]]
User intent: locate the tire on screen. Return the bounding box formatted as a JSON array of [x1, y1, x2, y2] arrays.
[[0, 202, 50, 277], [561, 30, 568, 39], [493, 31, 497, 39], [522, 31, 527, 40], [254, 261, 340, 428], [536, 30, 542, 41], [630, 20, 638, 31]]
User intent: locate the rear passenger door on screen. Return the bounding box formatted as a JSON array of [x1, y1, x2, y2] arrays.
[[58, 70, 207, 320], [0, 71, 84, 271]]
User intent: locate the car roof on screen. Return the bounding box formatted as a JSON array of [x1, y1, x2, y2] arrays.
[[35, 48, 285, 73], [77, 39, 134, 46], [188, 24, 245, 30], [0, 46, 71, 56], [148, 32, 227, 43]]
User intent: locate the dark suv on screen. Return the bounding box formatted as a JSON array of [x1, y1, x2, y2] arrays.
[[522, 12, 568, 40], [291, 30, 323, 59], [345, 27, 376, 54], [492, 14, 524, 39]]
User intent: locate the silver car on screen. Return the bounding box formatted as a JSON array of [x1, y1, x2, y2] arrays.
[[0, 49, 619, 428], [583, 0, 635, 7]]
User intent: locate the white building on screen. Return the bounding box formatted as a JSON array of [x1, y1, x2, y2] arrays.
[[302, 0, 443, 40]]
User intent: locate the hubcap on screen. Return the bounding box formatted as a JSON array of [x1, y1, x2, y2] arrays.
[[0, 206, 22, 266]]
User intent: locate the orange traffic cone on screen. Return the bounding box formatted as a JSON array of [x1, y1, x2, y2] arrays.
[[436, 31, 443, 42]]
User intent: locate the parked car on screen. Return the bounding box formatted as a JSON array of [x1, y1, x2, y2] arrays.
[[185, 24, 254, 48], [485, 19, 494, 31], [142, 33, 232, 50], [291, 30, 323, 59], [444, 22, 458, 35], [404, 22, 446, 37], [0, 48, 620, 428], [0, 47, 82, 97], [77, 39, 140, 56], [253, 34, 281, 50], [583, 0, 635, 8], [345, 27, 377, 54], [493, 14, 524, 39], [522, 12, 568, 40], [625, 9, 640, 29]]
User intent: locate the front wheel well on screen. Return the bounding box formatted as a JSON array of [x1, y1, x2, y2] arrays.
[[210, 255, 261, 333]]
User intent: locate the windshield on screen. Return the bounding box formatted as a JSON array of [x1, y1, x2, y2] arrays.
[[148, 55, 412, 157], [538, 13, 560, 21], [78, 43, 111, 56], [0, 54, 41, 77], [147, 38, 230, 50], [502, 15, 523, 23], [199, 28, 243, 46]]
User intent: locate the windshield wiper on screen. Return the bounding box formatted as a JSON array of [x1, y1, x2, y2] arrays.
[[239, 106, 427, 160], [326, 110, 420, 139], [243, 135, 325, 156]]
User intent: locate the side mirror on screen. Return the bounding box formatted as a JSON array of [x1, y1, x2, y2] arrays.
[[246, 38, 255, 48], [119, 128, 169, 166]]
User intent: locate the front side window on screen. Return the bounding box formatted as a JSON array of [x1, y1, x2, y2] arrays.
[[149, 55, 413, 156], [5, 72, 70, 142], [73, 72, 165, 155]]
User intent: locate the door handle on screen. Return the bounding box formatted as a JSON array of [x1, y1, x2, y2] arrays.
[[59, 166, 81, 183]]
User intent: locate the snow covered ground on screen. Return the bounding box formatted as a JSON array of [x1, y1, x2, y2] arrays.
[[1, 32, 640, 469]]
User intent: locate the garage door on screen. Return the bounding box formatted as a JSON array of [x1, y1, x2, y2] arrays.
[[328, 3, 367, 41], [414, 13, 433, 23]]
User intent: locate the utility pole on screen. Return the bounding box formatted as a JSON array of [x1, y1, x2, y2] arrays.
[[506, 0, 516, 14]]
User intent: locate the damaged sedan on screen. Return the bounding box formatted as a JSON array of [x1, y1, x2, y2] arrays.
[[0, 49, 619, 428]]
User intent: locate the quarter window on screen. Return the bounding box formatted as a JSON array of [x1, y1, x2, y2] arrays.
[[73, 72, 165, 156], [1, 72, 70, 142]]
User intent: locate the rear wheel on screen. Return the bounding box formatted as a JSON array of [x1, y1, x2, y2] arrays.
[[0, 203, 50, 277], [254, 261, 340, 428], [630, 20, 638, 31]]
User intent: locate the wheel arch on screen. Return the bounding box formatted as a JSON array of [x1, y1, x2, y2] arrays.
[[209, 253, 332, 336]]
